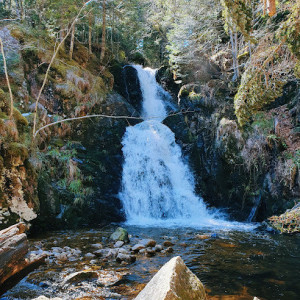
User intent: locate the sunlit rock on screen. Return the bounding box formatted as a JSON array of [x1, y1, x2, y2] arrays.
[[135, 256, 206, 300]]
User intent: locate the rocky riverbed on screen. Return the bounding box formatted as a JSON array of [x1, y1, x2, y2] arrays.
[[2, 225, 300, 300]]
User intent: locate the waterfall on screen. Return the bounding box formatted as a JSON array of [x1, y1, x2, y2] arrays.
[[119, 65, 254, 229]]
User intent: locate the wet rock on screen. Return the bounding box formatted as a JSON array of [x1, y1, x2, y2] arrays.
[[106, 248, 119, 259], [210, 233, 219, 238], [32, 297, 62, 300], [139, 248, 147, 255], [94, 248, 110, 257], [165, 247, 174, 253], [110, 227, 129, 243], [116, 253, 136, 263], [114, 241, 125, 248], [196, 234, 210, 240], [91, 243, 103, 249], [134, 256, 206, 300], [140, 239, 156, 247], [132, 244, 145, 252], [146, 248, 156, 257], [163, 241, 174, 247], [56, 253, 68, 262], [85, 252, 95, 259], [118, 248, 130, 255], [90, 259, 98, 264], [155, 245, 163, 252], [62, 270, 98, 285], [97, 270, 124, 287]]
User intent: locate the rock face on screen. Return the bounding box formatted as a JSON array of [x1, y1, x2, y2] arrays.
[[122, 65, 143, 112], [162, 64, 300, 222], [135, 256, 206, 300]]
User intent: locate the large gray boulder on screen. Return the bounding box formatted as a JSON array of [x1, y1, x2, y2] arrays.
[[135, 256, 206, 300]]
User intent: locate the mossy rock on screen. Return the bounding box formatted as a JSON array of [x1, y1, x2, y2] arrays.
[[5, 142, 29, 161], [13, 108, 28, 127], [10, 26, 25, 42], [110, 227, 129, 243], [0, 112, 8, 120]]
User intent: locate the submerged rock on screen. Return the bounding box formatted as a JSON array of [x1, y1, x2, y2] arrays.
[[32, 297, 62, 300], [116, 253, 136, 263], [135, 256, 206, 300], [132, 244, 146, 252], [62, 270, 98, 285], [110, 227, 129, 243], [140, 239, 156, 247]]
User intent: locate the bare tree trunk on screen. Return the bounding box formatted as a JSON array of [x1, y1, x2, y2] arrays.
[[0, 37, 14, 119], [100, 0, 106, 62], [229, 28, 239, 81], [88, 13, 92, 55], [18, 0, 25, 22], [263, 0, 267, 16], [268, 0, 276, 17], [69, 23, 75, 60]]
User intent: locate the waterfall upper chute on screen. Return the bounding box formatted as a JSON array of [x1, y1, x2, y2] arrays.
[[119, 65, 255, 230]]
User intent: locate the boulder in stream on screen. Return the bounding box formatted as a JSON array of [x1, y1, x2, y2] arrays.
[[135, 256, 206, 300], [110, 227, 129, 243]]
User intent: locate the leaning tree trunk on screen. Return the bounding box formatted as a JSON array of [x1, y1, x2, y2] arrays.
[[69, 23, 76, 60], [100, 0, 106, 62], [88, 13, 93, 56], [0, 223, 47, 296]]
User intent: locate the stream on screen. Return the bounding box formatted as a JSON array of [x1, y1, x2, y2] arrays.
[[2, 225, 300, 300]]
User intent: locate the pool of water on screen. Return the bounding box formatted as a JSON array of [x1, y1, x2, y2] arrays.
[[2, 225, 299, 300]]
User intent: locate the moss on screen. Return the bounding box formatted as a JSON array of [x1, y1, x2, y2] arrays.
[[10, 26, 25, 42], [52, 138, 65, 148], [0, 112, 8, 120], [13, 108, 28, 127], [252, 112, 274, 134], [0, 155, 3, 173], [0, 88, 8, 113], [5, 142, 29, 161], [234, 67, 285, 126]]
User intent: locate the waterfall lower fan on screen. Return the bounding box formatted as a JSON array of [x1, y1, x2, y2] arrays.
[[119, 65, 255, 229]]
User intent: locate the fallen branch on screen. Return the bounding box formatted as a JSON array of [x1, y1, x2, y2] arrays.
[[0, 223, 47, 296], [33, 109, 195, 139]]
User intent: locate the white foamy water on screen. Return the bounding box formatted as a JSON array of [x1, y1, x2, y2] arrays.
[[119, 65, 256, 230]]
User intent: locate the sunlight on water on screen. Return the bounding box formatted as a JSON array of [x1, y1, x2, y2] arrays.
[[119, 65, 257, 231]]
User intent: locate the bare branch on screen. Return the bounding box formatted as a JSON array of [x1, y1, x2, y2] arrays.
[[33, 109, 196, 139]]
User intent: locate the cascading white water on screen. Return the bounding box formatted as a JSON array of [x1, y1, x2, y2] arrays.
[[119, 65, 255, 229]]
